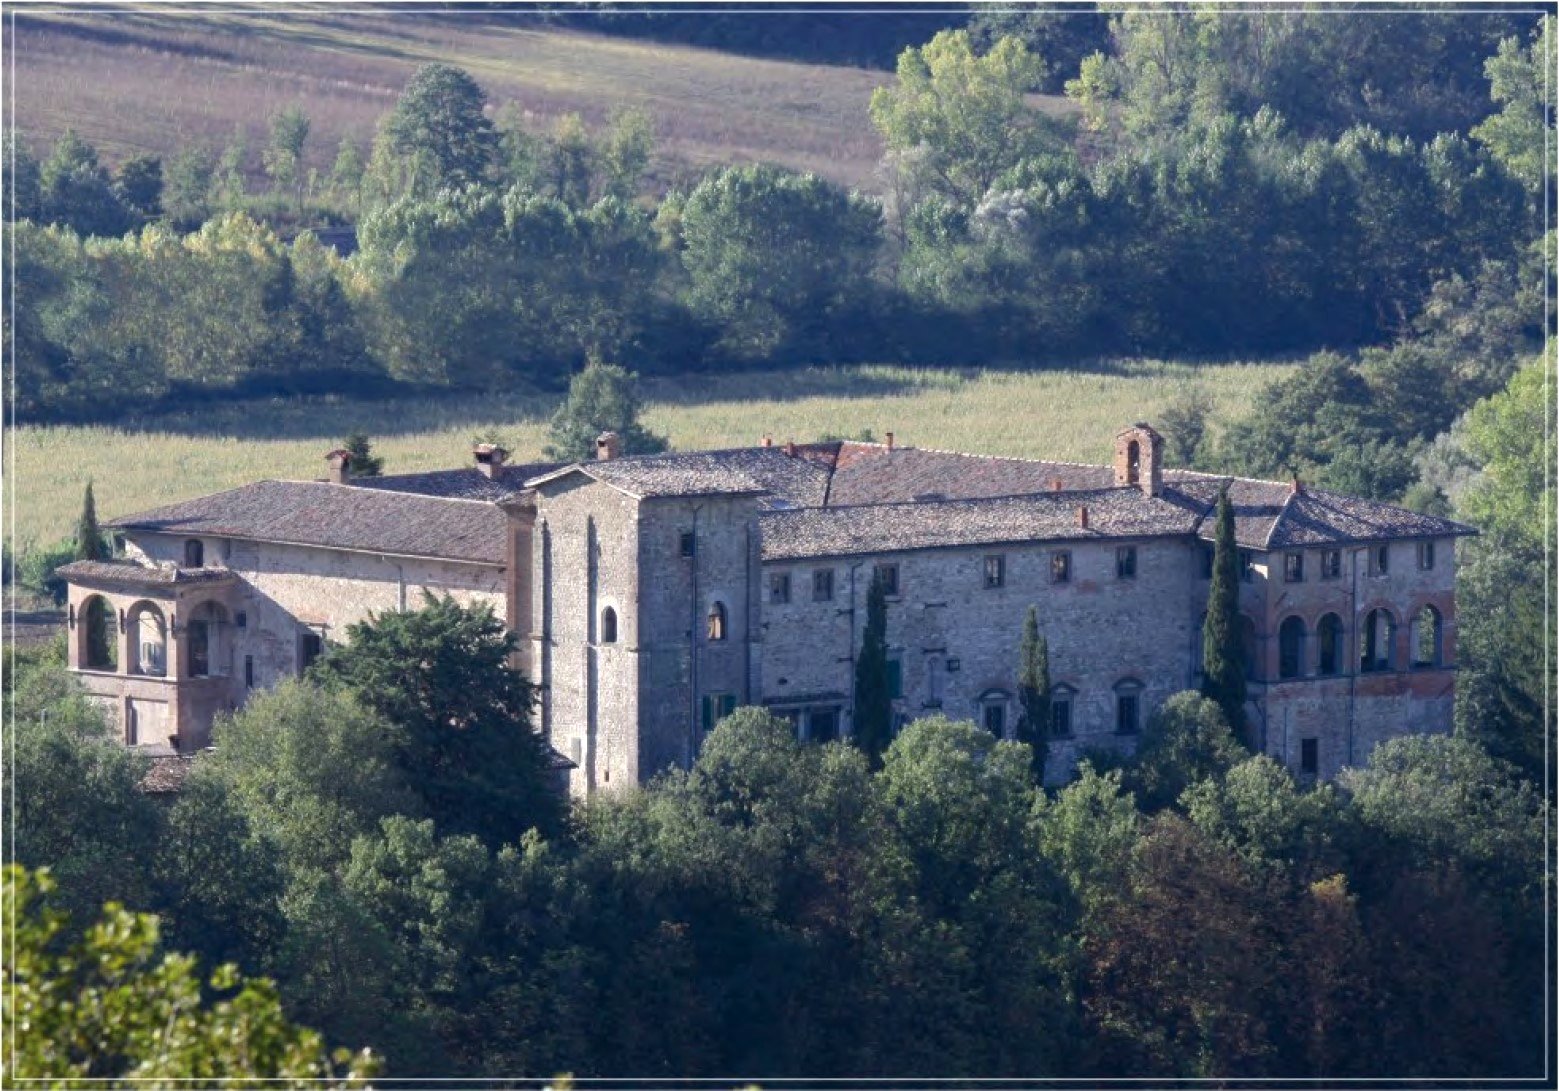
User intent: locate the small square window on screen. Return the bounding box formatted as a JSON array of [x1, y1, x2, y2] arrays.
[[1116, 546, 1137, 580], [1239, 550, 1256, 583], [679, 531, 696, 558], [1321, 549, 1342, 580], [769, 572, 791, 604], [875, 563, 900, 597], [1301, 737, 1319, 776], [984, 555, 1005, 589], [813, 568, 834, 601], [1284, 552, 1304, 583], [1050, 551, 1071, 584], [1417, 540, 1435, 571]]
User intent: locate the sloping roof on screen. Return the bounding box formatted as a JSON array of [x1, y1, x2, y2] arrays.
[[1266, 487, 1475, 546], [526, 447, 833, 503], [56, 559, 238, 588], [760, 487, 1199, 561], [357, 461, 563, 502], [110, 480, 508, 565], [825, 444, 1114, 506]]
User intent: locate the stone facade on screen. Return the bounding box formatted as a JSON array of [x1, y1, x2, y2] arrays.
[[65, 425, 1472, 793]]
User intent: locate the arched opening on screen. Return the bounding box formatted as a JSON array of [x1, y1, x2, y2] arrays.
[[706, 600, 727, 642], [1360, 608, 1396, 673], [1411, 605, 1443, 668], [126, 601, 167, 677], [979, 688, 1010, 741], [186, 601, 230, 678], [1238, 615, 1259, 681], [80, 595, 117, 671], [1114, 678, 1144, 734], [184, 539, 204, 568], [1126, 440, 1141, 485], [1317, 614, 1343, 676], [1279, 616, 1307, 680], [601, 606, 618, 644]]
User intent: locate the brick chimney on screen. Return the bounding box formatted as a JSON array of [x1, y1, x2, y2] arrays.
[[473, 443, 508, 479], [325, 448, 351, 485], [885, 431, 895, 451], [1077, 505, 1090, 529], [761, 435, 773, 448], [1113, 422, 1164, 497], [1050, 478, 1063, 491], [1291, 474, 1303, 495], [783, 439, 797, 458], [596, 432, 622, 461]]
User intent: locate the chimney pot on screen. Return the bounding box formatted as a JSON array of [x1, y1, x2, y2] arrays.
[[1291, 474, 1303, 495], [761, 435, 773, 448], [783, 440, 797, 458], [1050, 477, 1063, 491], [325, 448, 352, 485], [473, 443, 508, 479], [596, 432, 622, 461], [885, 431, 895, 451], [1078, 505, 1090, 529]]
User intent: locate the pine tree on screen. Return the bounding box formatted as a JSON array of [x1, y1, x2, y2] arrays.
[[1200, 486, 1248, 742], [1017, 606, 1051, 785], [74, 481, 104, 562], [853, 570, 892, 766], [342, 433, 383, 477]]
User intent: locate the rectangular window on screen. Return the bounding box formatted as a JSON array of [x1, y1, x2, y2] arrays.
[[235, 610, 247, 629], [1116, 692, 1140, 735], [1301, 737, 1319, 776], [1239, 550, 1255, 583], [984, 554, 1005, 589], [298, 631, 323, 674], [1417, 540, 1435, 571], [1051, 697, 1072, 738], [813, 568, 834, 601], [809, 707, 839, 743], [1284, 552, 1304, 583], [679, 531, 696, 558], [769, 572, 791, 604], [244, 655, 254, 688], [1372, 544, 1390, 576], [1200, 545, 1214, 579], [887, 658, 903, 700], [875, 563, 900, 597], [1116, 546, 1137, 580], [1050, 551, 1071, 584], [701, 694, 737, 733], [1321, 549, 1342, 580], [983, 702, 1006, 740]]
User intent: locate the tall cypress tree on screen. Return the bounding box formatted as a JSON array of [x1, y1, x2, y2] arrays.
[[1200, 487, 1247, 741], [74, 481, 104, 561], [1017, 606, 1052, 785], [853, 570, 892, 766]]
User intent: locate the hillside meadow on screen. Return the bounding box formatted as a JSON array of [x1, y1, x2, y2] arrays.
[[7, 10, 1069, 193], [6, 360, 1292, 549]]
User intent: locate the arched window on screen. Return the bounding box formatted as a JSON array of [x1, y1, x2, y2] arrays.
[[126, 601, 167, 677], [979, 689, 1010, 740], [184, 539, 204, 568], [1126, 440, 1141, 485], [1411, 605, 1443, 668], [1360, 608, 1396, 673], [1317, 614, 1343, 676], [601, 606, 618, 644], [707, 600, 727, 642], [80, 595, 117, 670], [1238, 615, 1259, 681], [1279, 616, 1307, 679]]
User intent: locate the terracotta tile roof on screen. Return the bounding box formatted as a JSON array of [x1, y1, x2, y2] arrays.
[[526, 447, 834, 504], [141, 753, 196, 794], [761, 487, 1199, 561], [357, 461, 563, 502], [56, 560, 238, 587], [1267, 487, 1475, 546], [109, 480, 508, 565], [825, 445, 1113, 505]]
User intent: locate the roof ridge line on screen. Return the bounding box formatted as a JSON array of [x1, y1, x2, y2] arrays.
[[901, 443, 1109, 470], [276, 479, 505, 507], [786, 485, 1142, 515]]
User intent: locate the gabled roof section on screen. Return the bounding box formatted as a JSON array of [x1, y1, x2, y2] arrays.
[[109, 480, 508, 565], [525, 446, 834, 503], [761, 487, 1198, 561], [1266, 487, 1477, 547], [56, 559, 239, 590], [357, 460, 563, 501], [825, 444, 1114, 506]]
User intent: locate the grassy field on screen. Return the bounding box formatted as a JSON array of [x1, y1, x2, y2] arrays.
[[6, 360, 1293, 550], [7, 10, 1074, 193]]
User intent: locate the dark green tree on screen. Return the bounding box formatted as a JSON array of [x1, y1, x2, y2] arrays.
[[852, 569, 892, 766], [318, 593, 562, 845], [73, 481, 104, 561], [1200, 488, 1247, 742], [342, 432, 384, 477], [161, 146, 214, 229], [1016, 606, 1051, 784], [384, 64, 497, 194], [39, 129, 132, 237], [3, 133, 42, 221], [543, 359, 668, 461], [1126, 691, 1246, 813], [114, 154, 162, 223]]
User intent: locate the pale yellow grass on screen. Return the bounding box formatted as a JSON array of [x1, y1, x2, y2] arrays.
[[4, 361, 1294, 550]]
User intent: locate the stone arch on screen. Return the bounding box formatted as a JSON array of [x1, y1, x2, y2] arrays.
[[1278, 615, 1307, 680], [1316, 613, 1344, 676], [1410, 604, 1444, 668], [78, 593, 117, 671], [1360, 607, 1397, 673], [601, 605, 618, 644], [126, 600, 167, 677]]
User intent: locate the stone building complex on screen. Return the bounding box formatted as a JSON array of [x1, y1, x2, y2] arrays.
[[60, 424, 1473, 793]]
